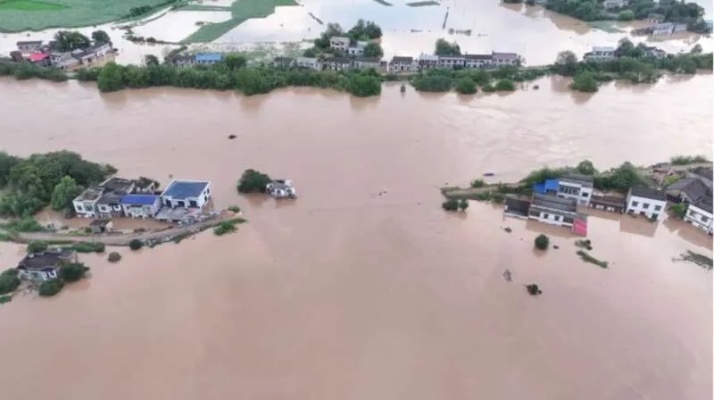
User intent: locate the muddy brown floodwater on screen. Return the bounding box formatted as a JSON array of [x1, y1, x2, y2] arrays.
[[0, 77, 712, 400]]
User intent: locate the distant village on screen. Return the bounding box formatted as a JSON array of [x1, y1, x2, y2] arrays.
[[12, 39, 114, 70], [502, 165, 713, 237]]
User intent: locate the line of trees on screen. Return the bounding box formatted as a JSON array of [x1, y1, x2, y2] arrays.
[[544, 0, 708, 32], [411, 65, 548, 93], [0, 151, 115, 217], [519, 159, 650, 193], [85, 60, 382, 97]]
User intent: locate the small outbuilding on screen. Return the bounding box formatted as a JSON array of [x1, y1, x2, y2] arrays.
[[89, 219, 113, 234]]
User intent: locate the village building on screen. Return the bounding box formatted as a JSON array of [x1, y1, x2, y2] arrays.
[[296, 57, 321, 70], [665, 177, 710, 203], [267, 180, 297, 199], [96, 192, 125, 218], [353, 56, 381, 70], [389, 56, 415, 72], [528, 194, 588, 235], [684, 196, 713, 234], [556, 174, 594, 206], [273, 57, 295, 68], [602, 0, 628, 9], [131, 177, 159, 194], [329, 36, 350, 52], [194, 53, 223, 65], [28, 52, 51, 66], [417, 53, 439, 70], [687, 166, 713, 190], [323, 57, 352, 71], [464, 54, 492, 68], [50, 52, 80, 70], [491, 52, 521, 66], [589, 191, 626, 213], [641, 46, 666, 58], [72, 42, 112, 64], [347, 41, 369, 56], [584, 46, 616, 62], [625, 187, 667, 220], [160, 180, 211, 209], [438, 56, 465, 69], [72, 186, 104, 218], [121, 194, 162, 218], [89, 219, 113, 234], [172, 54, 195, 67], [16, 40, 43, 53], [17, 249, 77, 281], [503, 197, 531, 219]]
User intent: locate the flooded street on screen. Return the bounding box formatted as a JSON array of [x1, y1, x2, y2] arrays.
[[0, 77, 712, 399]]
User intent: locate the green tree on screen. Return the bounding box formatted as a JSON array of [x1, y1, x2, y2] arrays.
[[223, 54, 247, 70], [60, 262, 89, 283], [38, 279, 64, 297], [362, 42, 383, 58], [91, 30, 111, 44], [144, 55, 159, 66], [494, 79, 515, 91], [575, 160, 597, 175], [471, 179, 485, 188], [571, 71, 598, 92], [97, 62, 126, 92], [435, 39, 461, 56], [26, 240, 48, 253], [54, 31, 91, 52], [671, 203, 688, 219], [455, 77, 477, 94], [0, 152, 21, 187], [458, 199, 469, 211], [534, 234, 550, 250], [348, 74, 381, 97], [129, 239, 143, 251], [617, 10, 634, 20], [50, 176, 83, 211], [553, 50, 578, 76], [442, 198, 459, 211], [0, 269, 21, 295], [237, 169, 272, 193], [108, 252, 122, 263]]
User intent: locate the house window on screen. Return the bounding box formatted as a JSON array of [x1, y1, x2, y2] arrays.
[[654, 205, 662, 211], [543, 213, 550, 219], [581, 192, 588, 197], [703, 216, 711, 223], [631, 201, 639, 207], [642, 203, 650, 209], [76, 205, 83, 211]]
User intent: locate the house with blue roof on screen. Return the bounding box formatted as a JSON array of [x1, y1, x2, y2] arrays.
[[160, 180, 212, 209], [121, 194, 161, 219], [532, 173, 594, 206], [194, 53, 223, 65]]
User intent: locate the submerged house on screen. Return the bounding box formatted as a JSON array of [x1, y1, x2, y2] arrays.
[[684, 196, 713, 234], [625, 187, 667, 220], [17, 249, 76, 281], [503, 197, 531, 219], [267, 180, 297, 199], [121, 194, 162, 218], [589, 191, 625, 213], [528, 194, 588, 236], [72, 186, 105, 218], [532, 174, 593, 206], [160, 180, 212, 209], [16, 40, 43, 53]]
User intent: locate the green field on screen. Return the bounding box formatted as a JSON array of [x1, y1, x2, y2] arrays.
[[182, 0, 298, 43], [0, 0, 169, 32]]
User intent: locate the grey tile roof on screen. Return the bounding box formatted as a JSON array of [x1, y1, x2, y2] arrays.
[[692, 195, 713, 213], [691, 167, 713, 181], [668, 177, 709, 202], [391, 56, 414, 64], [560, 173, 594, 188], [18, 249, 75, 271], [629, 186, 666, 201], [531, 193, 577, 213]]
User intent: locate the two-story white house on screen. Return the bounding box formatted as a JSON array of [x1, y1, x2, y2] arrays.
[[160, 180, 212, 209], [438, 56, 465, 69], [557, 174, 594, 206], [389, 56, 415, 72], [296, 57, 321, 70], [684, 196, 713, 234], [347, 41, 369, 56], [625, 187, 667, 220], [329, 36, 350, 52], [464, 54, 493, 68], [584, 46, 616, 62], [72, 186, 105, 218], [121, 194, 162, 219]]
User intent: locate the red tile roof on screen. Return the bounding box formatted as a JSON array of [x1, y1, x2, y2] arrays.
[[28, 52, 49, 62]]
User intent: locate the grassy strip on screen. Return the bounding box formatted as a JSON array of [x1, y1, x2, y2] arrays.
[[0, 0, 67, 11], [183, 0, 298, 43], [576, 250, 608, 268], [406, 1, 439, 6]]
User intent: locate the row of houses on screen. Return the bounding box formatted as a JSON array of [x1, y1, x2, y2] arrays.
[[72, 177, 212, 223], [328, 36, 372, 57], [273, 51, 523, 74], [13, 40, 112, 70], [583, 45, 666, 62], [504, 167, 714, 236], [170, 52, 225, 67]]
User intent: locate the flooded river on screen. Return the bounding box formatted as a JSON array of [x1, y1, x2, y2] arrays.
[[0, 77, 712, 399]]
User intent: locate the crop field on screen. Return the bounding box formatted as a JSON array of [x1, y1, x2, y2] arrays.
[[0, 0, 168, 32], [182, 0, 298, 43]]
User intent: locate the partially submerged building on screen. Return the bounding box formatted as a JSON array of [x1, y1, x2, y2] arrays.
[[684, 196, 713, 234], [17, 249, 77, 281], [625, 187, 667, 220], [267, 180, 297, 199], [160, 180, 211, 209], [589, 191, 626, 213], [528, 194, 588, 236]]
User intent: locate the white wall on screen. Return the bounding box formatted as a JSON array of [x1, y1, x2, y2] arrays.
[[626, 195, 666, 220], [684, 205, 713, 233]]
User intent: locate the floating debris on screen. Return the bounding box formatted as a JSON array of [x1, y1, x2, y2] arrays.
[[228, 134, 237, 140], [502, 269, 513, 282], [504, 227, 512, 233], [673, 250, 713, 270], [525, 284, 542, 296], [533, 85, 540, 90]]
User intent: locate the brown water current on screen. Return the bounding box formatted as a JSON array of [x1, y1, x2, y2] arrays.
[[0, 77, 712, 399]]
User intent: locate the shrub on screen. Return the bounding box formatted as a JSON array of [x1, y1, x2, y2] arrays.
[[0, 295, 11, 304], [108, 252, 122, 263], [442, 198, 459, 211], [617, 10, 634, 21], [70, 242, 105, 253], [227, 205, 241, 213], [571, 71, 598, 93], [129, 239, 143, 251], [490, 192, 506, 204], [534, 234, 550, 250], [576, 250, 608, 268], [214, 220, 237, 236], [0, 269, 21, 295], [575, 239, 592, 250], [237, 169, 272, 193], [3, 217, 45, 232], [60, 262, 89, 283], [494, 79, 515, 91], [39, 279, 64, 297], [454, 77, 477, 94], [27, 240, 48, 253], [470, 179, 485, 188], [671, 203, 688, 219]]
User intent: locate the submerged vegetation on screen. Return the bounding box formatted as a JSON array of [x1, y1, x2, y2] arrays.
[[534, 234, 550, 250], [237, 169, 272, 194], [576, 250, 608, 268], [675, 251, 713, 270]]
